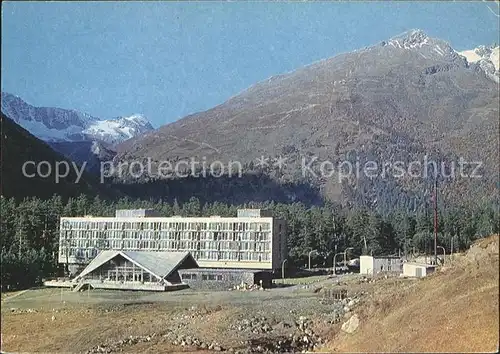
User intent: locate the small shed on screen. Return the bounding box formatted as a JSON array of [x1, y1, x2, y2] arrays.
[[360, 255, 402, 275], [402, 262, 437, 278]]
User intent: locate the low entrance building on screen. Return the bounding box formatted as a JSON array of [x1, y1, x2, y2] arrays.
[[71, 250, 198, 291], [46, 250, 275, 292]]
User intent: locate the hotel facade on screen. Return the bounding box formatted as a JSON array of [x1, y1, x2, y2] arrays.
[[59, 209, 287, 273]]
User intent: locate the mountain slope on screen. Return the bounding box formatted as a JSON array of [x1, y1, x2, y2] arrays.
[[0, 113, 118, 199], [48, 140, 116, 175], [115, 30, 499, 207]]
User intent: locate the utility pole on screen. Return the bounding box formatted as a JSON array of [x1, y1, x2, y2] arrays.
[[17, 214, 25, 258], [343, 247, 354, 270], [333, 252, 342, 275], [281, 259, 287, 279], [18, 230, 22, 258], [433, 179, 438, 266], [332, 214, 336, 237], [43, 214, 48, 249], [62, 221, 71, 278], [437, 246, 446, 265], [308, 250, 317, 270], [332, 214, 337, 254]]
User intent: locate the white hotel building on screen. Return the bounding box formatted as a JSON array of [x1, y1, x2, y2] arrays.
[[59, 209, 287, 274]]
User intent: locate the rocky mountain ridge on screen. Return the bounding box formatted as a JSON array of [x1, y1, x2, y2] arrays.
[[112, 30, 499, 207]]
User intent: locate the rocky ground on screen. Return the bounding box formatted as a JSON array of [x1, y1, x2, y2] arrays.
[[5, 237, 495, 354], [1, 273, 383, 353], [82, 287, 366, 353]]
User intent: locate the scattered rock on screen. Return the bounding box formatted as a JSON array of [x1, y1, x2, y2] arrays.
[[10, 308, 38, 314], [313, 286, 323, 293], [341, 314, 360, 334], [233, 281, 263, 291], [230, 315, 276, 334]]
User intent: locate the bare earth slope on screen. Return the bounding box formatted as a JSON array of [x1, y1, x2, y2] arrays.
[[325, 235, 499, 353]]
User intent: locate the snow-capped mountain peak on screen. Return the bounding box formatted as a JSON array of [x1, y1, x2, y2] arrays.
[[388, 29, 430, 49], [122, 113, 151, 125], [383, 29, 460, 63], [0, 92, 154, 145]]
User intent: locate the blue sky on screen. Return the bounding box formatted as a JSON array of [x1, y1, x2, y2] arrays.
[[1, 1, 499, 128]]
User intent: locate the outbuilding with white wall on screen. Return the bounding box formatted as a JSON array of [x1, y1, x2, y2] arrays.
[[402, 262, 437, 278], [359, 255, 402, 276]]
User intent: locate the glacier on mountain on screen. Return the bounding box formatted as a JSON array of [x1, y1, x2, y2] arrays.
[[458, 45, 500, 83], [1, 92, 154, 145]]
